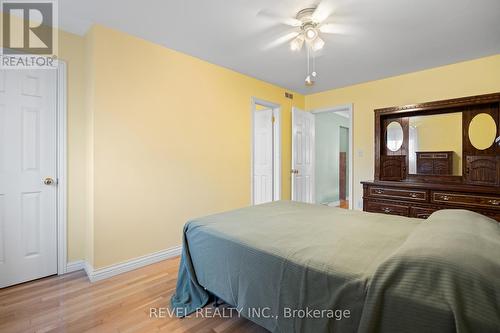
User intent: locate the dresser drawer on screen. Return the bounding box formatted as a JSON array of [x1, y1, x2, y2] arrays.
[[410, 207, 437, 219], [480, 210, 500, 221], [366, 201, 410, 216], [368, 186, 427, 202], [432, 192, 500, 209]]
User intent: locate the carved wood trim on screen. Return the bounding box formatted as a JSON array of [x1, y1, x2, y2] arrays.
[[380, 155, 406, 181], [374, 92, 500, 183], [375, 93, 500, 114]]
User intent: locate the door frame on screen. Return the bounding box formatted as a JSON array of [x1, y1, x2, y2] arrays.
[[55, 61, 68, 274], [250, 97, 281, 204], [311, 104, 354, 209]]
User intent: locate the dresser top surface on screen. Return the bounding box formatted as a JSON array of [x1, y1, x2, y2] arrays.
[[362, 180, 500, 195]]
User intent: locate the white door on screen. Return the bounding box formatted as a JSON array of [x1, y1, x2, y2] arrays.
[[253, 108, 273, 204], [292, 107, 315, 203], [0, 68, 58, 288]]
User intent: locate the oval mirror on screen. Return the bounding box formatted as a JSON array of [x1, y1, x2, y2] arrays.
[[468, 113, 497, 150], [386, 121, 404, 152]]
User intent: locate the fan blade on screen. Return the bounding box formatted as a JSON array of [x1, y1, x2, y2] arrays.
[[319, 23, 348, 35], [312, 0, 334, 24], [263, 31, 300, 50], [257, 10, 302, 27]]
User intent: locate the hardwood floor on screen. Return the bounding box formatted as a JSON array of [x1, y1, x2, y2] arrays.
[[338, 200, 349, 209], [0, 257, 269, 333]]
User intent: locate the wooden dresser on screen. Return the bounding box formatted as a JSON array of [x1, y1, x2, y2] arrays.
[[362, 181, 500, 221], [363, 93, 500, 222]]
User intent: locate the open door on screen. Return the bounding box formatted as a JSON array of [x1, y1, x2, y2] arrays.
[[291, 107, 315, 203]]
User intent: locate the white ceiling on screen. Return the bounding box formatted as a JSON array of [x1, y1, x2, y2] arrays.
[[59, 0, 500, 94]]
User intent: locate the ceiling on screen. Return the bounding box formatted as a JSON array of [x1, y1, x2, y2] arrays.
[[59, 0, 500, 94]]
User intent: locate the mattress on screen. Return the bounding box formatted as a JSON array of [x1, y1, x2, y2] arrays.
[[171, 201, 500, 333]]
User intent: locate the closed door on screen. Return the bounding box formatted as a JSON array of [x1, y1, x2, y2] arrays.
[[0, 69, 58, 288], [253, 108, 274, 204], [292, 107, 315, 203]]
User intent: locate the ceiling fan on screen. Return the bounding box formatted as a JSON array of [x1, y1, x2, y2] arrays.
[[259, 1, 338, 53], [258, 1, 339, 86]]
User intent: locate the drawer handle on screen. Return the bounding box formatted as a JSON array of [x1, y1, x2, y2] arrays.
[[440, 195, 450, 201], [383, 207, 392, 213], [488, 200, 499, 206], [374, 189, 384, 194], [409, 193, 418, 198]]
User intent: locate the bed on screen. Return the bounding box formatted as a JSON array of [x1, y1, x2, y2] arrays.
[[171, 201, 500, 333]]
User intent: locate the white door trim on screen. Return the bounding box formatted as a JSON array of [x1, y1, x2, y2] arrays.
[[311, 104, 354, 209], [251, 97, 281, 204], [55, 61, 68, 274]]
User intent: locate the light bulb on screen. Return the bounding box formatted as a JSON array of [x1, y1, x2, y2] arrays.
[[311, 37, 325, 51], [290, 35, 304, 51], [305, 27, 318, 40]]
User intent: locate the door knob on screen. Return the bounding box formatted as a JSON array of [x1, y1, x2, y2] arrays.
[[43, 177, 55, 185]]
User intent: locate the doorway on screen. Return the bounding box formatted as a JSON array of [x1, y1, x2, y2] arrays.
[[291, 105, 353, 209], [0, 64, 67, 288], [251, 98, 281, 205], [313, 106, 352, 209]]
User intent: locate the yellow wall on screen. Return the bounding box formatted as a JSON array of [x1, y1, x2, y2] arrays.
[[83, 27, 97, 265], [59, 30, 87, 262], [4, 15, 500, 269], [86, 25, 304, 268], [306, 54, 500, 209]]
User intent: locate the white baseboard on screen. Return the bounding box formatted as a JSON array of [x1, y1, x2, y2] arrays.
[[66, 260, 86, 273], [84, 245, 182, 283]]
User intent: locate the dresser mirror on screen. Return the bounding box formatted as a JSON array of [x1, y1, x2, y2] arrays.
[[408, 112, 463, 176], [364, 93, 500, 222], [468, 113, 497, 150], [386, 121, 404, 152], [374, 93, 500, 185]]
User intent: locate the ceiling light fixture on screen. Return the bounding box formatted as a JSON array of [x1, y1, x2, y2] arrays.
[[259, 2, 339, 87], [288, 8, 326, 52], [286, 7, 331, 86], [311, 36, 325, 51], [290, 35, 304, 51], [304, 26, 318, 41]]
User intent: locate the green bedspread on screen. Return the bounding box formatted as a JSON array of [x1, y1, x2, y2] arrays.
[[358, 209, 500, 333], [171, 201, 500, 332]]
